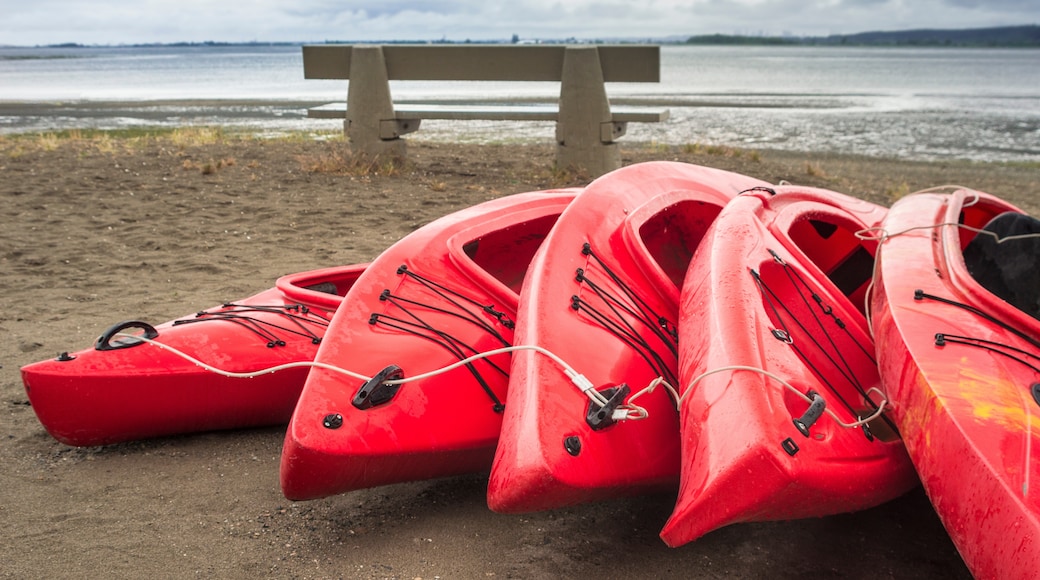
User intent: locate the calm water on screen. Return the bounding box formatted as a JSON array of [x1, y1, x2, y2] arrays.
[[1, 44, 1038, 162]]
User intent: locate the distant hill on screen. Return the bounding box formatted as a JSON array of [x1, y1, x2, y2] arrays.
[[685, 25, 1040, 47], [683, 34, 798, 46], [13, 24, 1039, 50], [821, 25, 1040, 46]]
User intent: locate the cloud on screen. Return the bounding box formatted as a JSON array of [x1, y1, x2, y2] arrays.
[[0, 0, 1036, 45], [943, 0, 1037, 8]]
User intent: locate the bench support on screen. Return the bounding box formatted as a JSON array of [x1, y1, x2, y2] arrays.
[[345, 46, 409, 158], [556, 46, 620, 177]]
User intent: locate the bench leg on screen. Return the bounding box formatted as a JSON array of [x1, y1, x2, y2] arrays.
[[346, 46, 407, 159], [556, 142, 620, 178], [556, 46, 621, 177], [345, 121, 407, 158]]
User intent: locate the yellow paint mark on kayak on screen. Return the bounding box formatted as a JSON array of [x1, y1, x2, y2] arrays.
[[895, 370, 943, 453], [953, 365, 1040, 435]]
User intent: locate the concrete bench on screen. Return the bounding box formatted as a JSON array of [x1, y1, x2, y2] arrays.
[[302, 44, 669, 176]]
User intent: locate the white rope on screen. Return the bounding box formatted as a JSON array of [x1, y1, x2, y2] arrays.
[[856, 188, 1040, 335], [113, 333, 372, 381], [113, 332, 612, 406], [856, 221, 1040, 246], [855, 185, 1038, 247], [678, 365, 891, 430], [115, 334, 888, 430], [614, 376, 682, 420], [380, 344, 612, 407]]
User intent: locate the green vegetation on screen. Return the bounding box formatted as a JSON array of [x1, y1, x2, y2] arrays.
[[684, 25, 1040, 48], [0, 54, 82, 60], [685, 34, 798, 46], [681, 142, 762, 162], [821, 25, 1040, 47], [0, 126, 343, 146]]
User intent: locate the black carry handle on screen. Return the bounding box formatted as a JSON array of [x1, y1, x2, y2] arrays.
[[94, 320, 159, 351], [352, 365, 405, 410], [793, 390, 827, 437]]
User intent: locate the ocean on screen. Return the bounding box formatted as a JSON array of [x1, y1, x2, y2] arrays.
[[1, 44, 1038, 163]]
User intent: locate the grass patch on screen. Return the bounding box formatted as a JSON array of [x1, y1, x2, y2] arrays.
[[884, 181, 912, 202], [1, 126, 249, 147], [680, 142, 760, 161], [182, 157, 237, 174], [0, 127, 206, 155], [1002, 160, 1040, 170], [0, 127, 341, 153], [297, 147, 404, 177], [168, 127, 230, 147], [548, 162, 592, 185], [804, 161, 828, 178], [645, 141, 671, 155], [34, 133, 62, 151]]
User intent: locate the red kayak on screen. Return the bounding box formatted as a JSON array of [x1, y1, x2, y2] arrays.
[[871, 189, 1040, 579], [280, 189, 579, 501], [20, 263, 367, 447], [660, 186, 918, 547], [488, 162, 771, 513]]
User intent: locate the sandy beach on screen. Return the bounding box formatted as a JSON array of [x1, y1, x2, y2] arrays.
[[2, 131, 1037, 578]]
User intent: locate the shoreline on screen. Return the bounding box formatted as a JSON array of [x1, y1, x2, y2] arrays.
[[3, 98, 1039, 165], [1, 135, 1030, 578]]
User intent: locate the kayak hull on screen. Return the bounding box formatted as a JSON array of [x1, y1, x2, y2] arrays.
[[661, 187, 917, 547], [280, 190, 578, 501], [20, 264, 367, 447], [871, 189, 1040, 579], [489, 162, 771, 513]]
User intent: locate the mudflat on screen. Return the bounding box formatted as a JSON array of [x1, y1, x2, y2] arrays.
[[3, 132, 1036, 578]]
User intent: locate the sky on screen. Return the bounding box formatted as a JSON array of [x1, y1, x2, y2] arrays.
[[0, 0, 1037, 46]]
